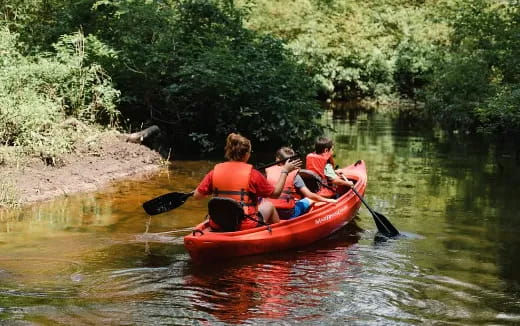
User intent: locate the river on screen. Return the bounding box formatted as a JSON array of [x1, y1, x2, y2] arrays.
[[1, 105, 519, 325]]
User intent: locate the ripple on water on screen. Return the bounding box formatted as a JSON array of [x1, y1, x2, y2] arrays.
[[0, 257, 83, 297]]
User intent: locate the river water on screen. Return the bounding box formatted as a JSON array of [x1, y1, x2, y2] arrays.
[[1, 106, 520, 325]]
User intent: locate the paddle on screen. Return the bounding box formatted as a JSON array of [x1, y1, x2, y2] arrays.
[[338, 174, 400, 237], [142, 154, 300, 216], [255, 154, 300, 170], [298, 169, 400, 237], [143, 191, 194, 215]]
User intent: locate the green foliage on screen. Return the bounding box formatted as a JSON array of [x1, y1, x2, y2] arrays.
[[90, 0, 177, 104], [2, 0, 325, 154], [423, 54, 493, 129], [0, 28, 119, 156], [423, 0, 520, 135], [0, 179, 20, 209], [394, 39, 436, 98], [238, 0, 448, 101], [0, 28, 63, 149], [165, 34, 322, 151], [89, 0, 323, 152], [476, 85, 520, 135], [52, 32, 120, 125], [19, 0, 520, 151], [0, 0, 83, 52]]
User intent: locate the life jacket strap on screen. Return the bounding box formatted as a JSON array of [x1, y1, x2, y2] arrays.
[[245, 213, 272, 233], [213, 189, 255, 198]]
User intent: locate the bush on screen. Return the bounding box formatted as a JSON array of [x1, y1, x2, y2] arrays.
[[423, 53, 493, 130], [0, 28, 119, 155], [423, 0, 520, 135], [394, 39, 436, 99], [238, 0, 447, 101], [476, 84, 520, 135], [163, 31, 322, 152], [52, 32, 120, 125], [0, 28, 63, 149], [89, 0, 324, 152], [3, 0, 326, 153]]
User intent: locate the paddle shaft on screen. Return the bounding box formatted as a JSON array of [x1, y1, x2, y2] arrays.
[[256, 154, 300, 170], [349, 186, 377, 217]]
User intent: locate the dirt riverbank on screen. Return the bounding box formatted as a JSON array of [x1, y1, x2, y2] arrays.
[[1, 131, 164, 206]]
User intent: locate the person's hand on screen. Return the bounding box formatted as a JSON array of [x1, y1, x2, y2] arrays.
[[282, 158, 302, 173], [337, 172, 354, 187], [325, 198, 338, 204]]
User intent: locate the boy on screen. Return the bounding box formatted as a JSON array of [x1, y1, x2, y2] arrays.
[[305, 137, 353, 197]]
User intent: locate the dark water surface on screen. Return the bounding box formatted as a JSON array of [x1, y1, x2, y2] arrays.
[[1, 107, 520, 325]]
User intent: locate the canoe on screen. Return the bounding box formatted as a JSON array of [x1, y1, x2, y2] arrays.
[[184, 160, 367, 263]]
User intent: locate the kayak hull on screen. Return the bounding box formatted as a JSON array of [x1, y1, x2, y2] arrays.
[[184, 160, 367, 263]]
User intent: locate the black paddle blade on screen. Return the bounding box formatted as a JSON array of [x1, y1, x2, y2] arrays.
[[373, 211, 400, 237], [350, 185, 400, 238], [142, 191, 194, 215]]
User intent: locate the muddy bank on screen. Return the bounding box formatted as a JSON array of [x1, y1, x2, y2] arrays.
[[3, 132, 164, 205]]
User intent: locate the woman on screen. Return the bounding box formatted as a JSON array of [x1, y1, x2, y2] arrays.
[[194, 133, 301, 230]]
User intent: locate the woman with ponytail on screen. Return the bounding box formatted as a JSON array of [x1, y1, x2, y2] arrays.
[[194, 133, 301, 231]]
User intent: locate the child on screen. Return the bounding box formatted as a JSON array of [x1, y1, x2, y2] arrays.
[[305, 136, 353, 197], [265, 147, 337, 219]]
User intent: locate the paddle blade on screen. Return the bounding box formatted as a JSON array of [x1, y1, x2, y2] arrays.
[[373, 211, 400, 237], [142, 191, 194, 215], [348, 182, 400, 238]]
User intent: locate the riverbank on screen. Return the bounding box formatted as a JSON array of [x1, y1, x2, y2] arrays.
[[0, 131, 164, 207]]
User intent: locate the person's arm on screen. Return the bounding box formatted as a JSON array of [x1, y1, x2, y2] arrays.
[[269, 159, 302, 198], [193, 171, 213, 199], [193, 189, 206, 199], [325, 163, 353, 187], [299, 186, 337, 203], [330, 176, 354, 187]]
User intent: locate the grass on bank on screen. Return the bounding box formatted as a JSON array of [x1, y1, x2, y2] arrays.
[[0, 180, 20, 209]]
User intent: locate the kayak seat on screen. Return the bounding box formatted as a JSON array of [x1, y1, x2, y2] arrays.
[[208, 197, 245, 232]]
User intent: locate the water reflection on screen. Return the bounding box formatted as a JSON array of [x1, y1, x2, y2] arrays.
[[185, 222, 363, 324]]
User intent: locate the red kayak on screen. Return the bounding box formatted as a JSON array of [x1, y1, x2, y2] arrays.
[[184, 160, 367, 263]]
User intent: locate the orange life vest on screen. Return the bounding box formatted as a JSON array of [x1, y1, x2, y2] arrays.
[[305, 152, 332, 178], [265, 165, 298, 209], [212, 161, 258, 216], [305, 152, 336, 197]]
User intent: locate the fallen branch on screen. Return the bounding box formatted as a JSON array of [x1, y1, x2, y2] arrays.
[[126, 125, 160, 144]]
